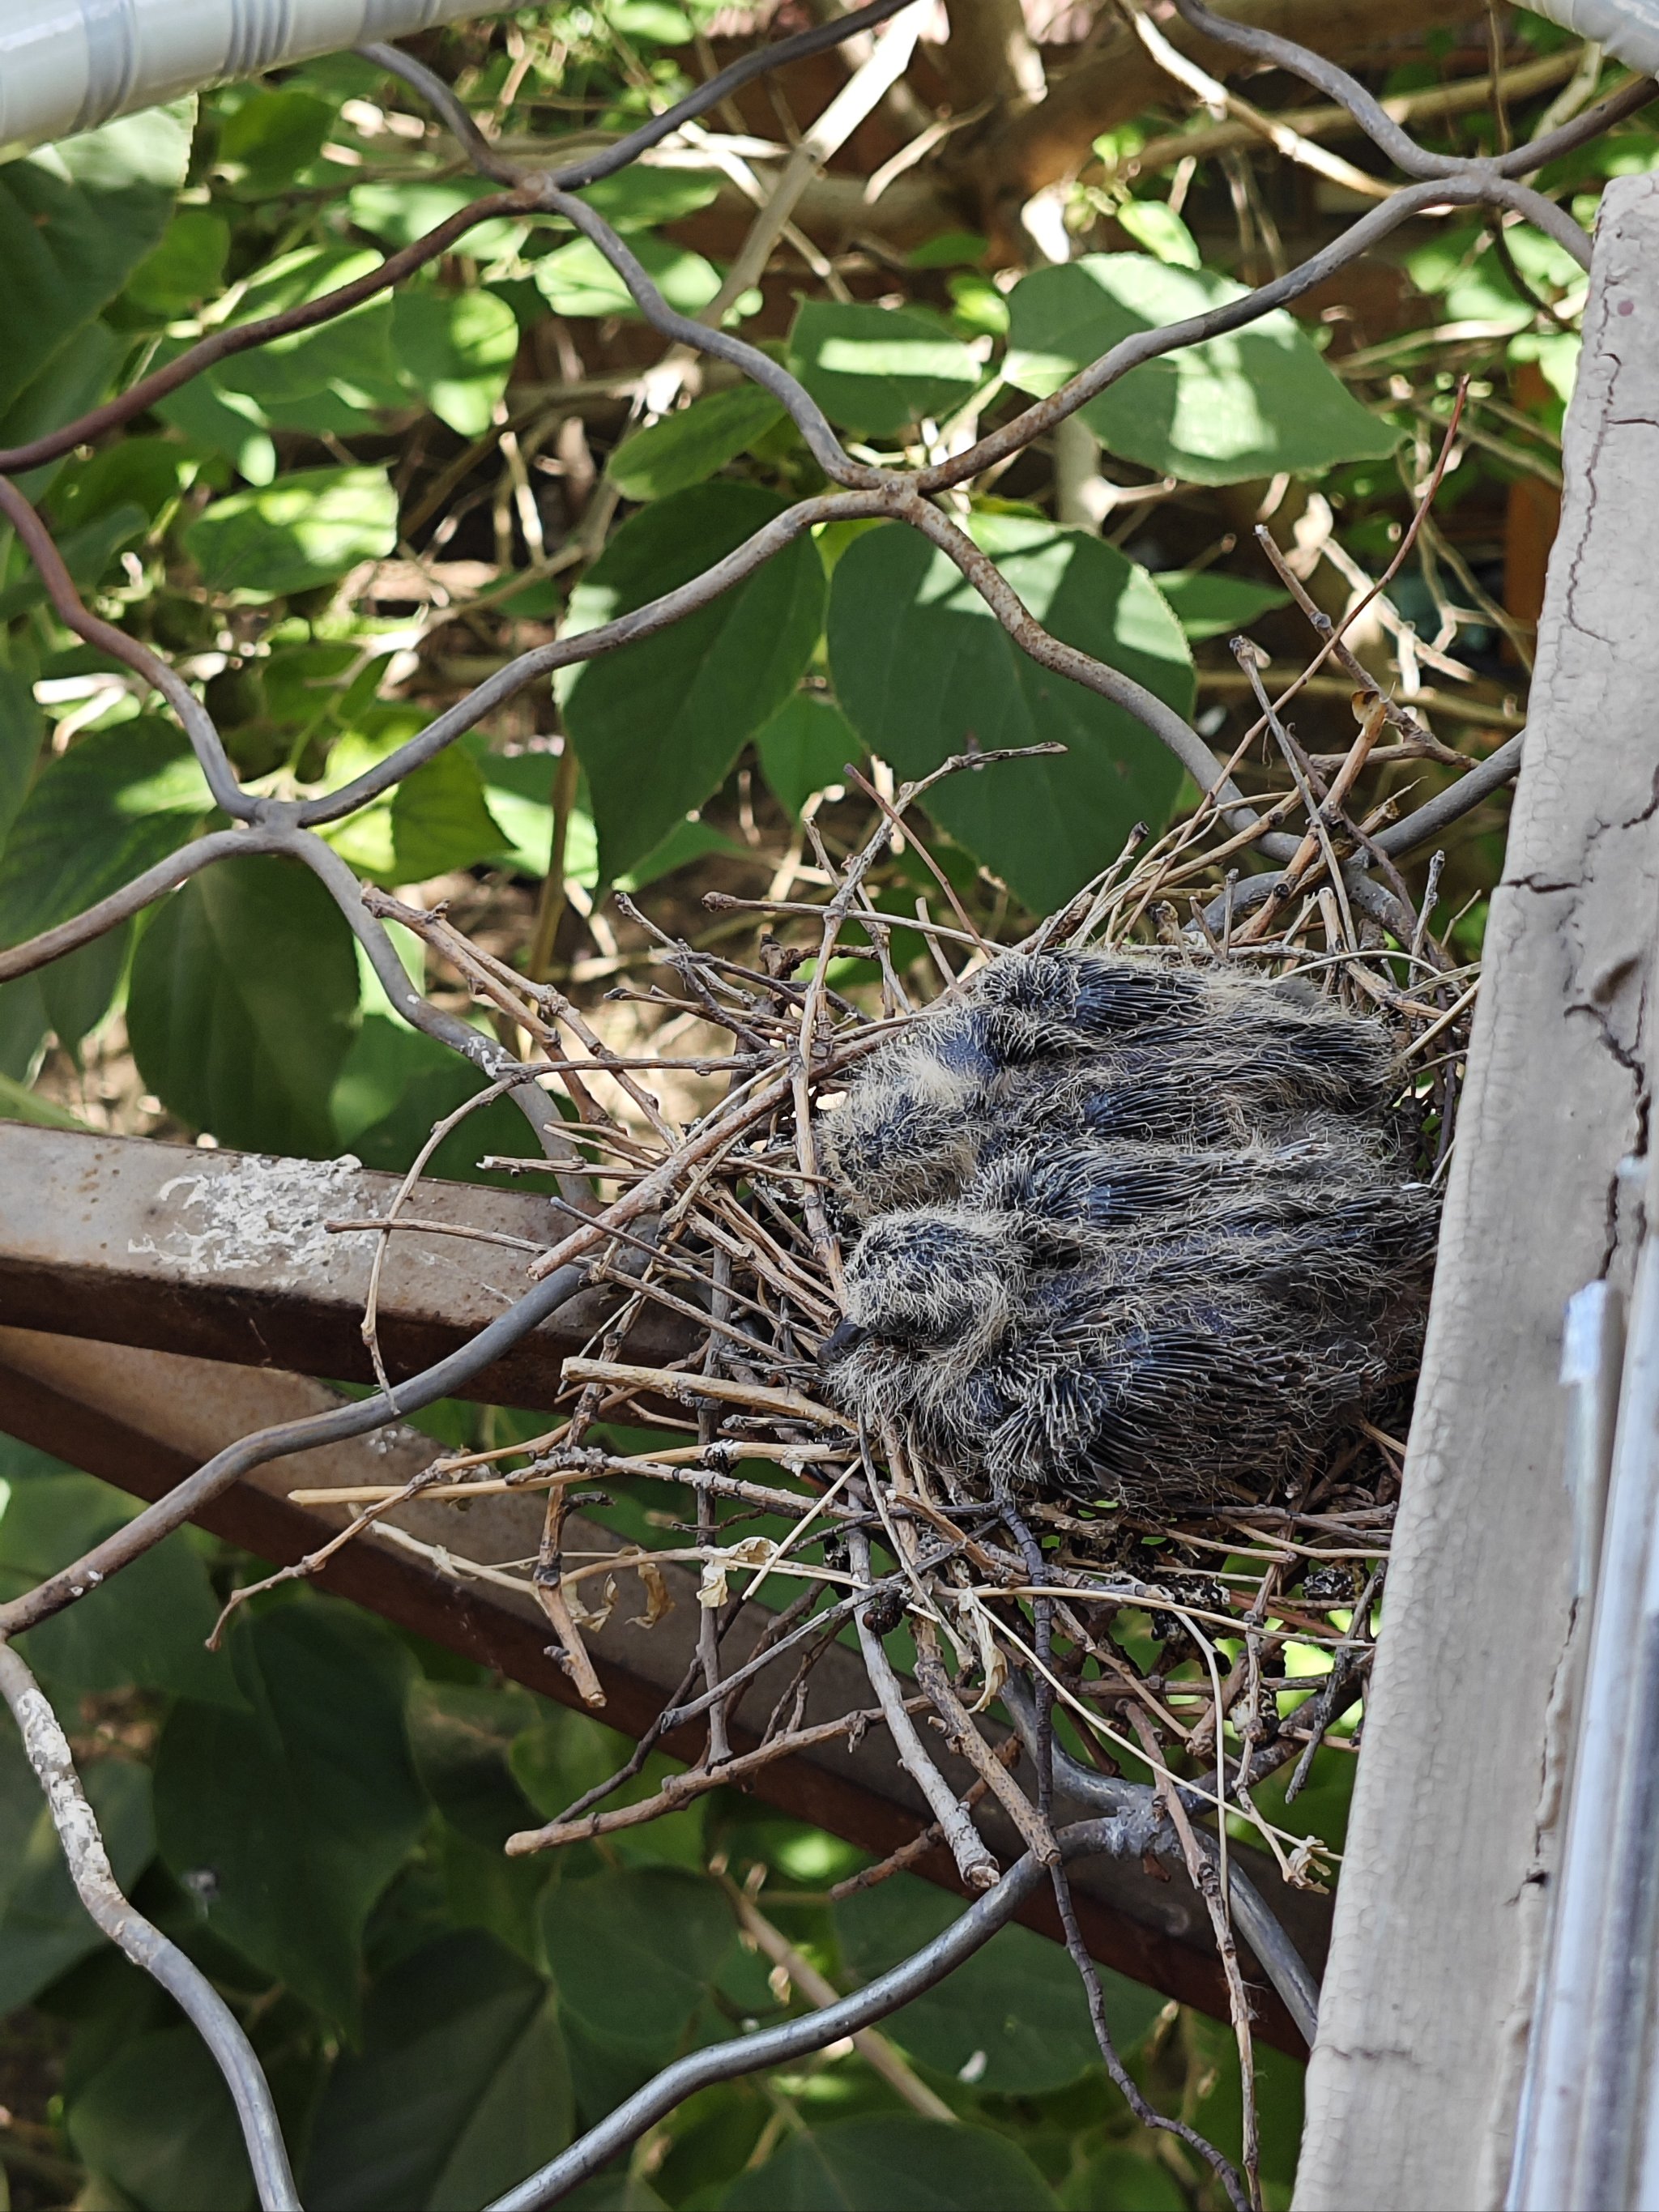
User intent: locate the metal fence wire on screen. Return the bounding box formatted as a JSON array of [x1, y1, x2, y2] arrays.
[[0, 6, 1649, 2207]]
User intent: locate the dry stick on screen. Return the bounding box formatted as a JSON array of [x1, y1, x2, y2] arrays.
[[0, 1643, 301, 2211], [912, 1621, 1059, 1866], [1233, 684, 1387, 945], [561, 1356, 847, 1430], [1120, 0, 1394, 200], [829, 1739, 1023, 1901], [722, 1879, 957, 2121], [504, 1698, 923, 1853], [848, 1530, 999, 1893], [1128, 1704, 1261, 2211], [697, 1251, 734, 1766], [533, 1477, 607, 1710]]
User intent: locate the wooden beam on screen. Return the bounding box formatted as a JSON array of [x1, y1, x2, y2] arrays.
[[1296, 173, 1659, 2209], [0, 1324, 1328, 2052]]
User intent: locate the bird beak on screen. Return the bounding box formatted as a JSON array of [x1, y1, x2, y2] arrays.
[[818, 1317, 870, 1363]]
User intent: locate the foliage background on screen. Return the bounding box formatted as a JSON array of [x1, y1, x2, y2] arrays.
[[0, 0, 1640, 2202]]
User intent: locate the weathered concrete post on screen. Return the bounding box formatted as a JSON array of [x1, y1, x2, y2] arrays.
[[1296, 171, 1659, 2210]]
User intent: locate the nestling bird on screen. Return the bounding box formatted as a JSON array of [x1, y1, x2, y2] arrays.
[[818, 948, 1437, 1512]]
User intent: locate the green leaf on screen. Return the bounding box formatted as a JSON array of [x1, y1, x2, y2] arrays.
[[826, 516, 1192, 910], [0, 500, 148, 622], [578, 168, 723, 232], [0, 719, 211, 944], [541, 1868, 736, 2056], [0, 1729, 152, 2012], [48, 436, 191, 535], [0, 318, 122, 502], [322, 714, 510, 884], [209, 246, 403, 427], [1114, 199, 1201, 268], [787, 301, 982, 437], [305, 1931, 571, 2211], [331, 1015, 544, 1184], [0, 666, 44, 846], [393, 288, 521, 437], [607, 386, 787, 502], [1004, 255, 1397, 484], [184, 467, 399, 599], [620, 816, 746, 891], [0, 102, 192, 412], [1058, 2147, 1186, 2211], [127, 853, 361, 1156], [560, 483, 825, 880], [39, 926, 131, 1055], [407, 1681, 541, 1849], [123, 208, 231, 315], [532, 235, 724, 322], [215, 87, 332, 194], [0, 1470, 240, 1706], [835, 1872, 1158, 2093], [153, 1605, 427, 2032], [723, 2119, 1059, 2210], [755, 693, 859, 817], [67, 2025, 254, 2212], [348, 179, 525, 260], [1153, 568, 1290, 641]]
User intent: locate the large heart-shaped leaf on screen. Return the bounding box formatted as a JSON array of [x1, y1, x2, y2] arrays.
[[153, 1605, 426, 2032], [67, 2026, 256, 2212], [305, 1931, 571, 2211], [835, 1871, 1160, 2093], [533, 235, 723, 322], [827, 516, 1192, 909], [0, 102, 193, 412], [787, 300, 982, 437], [0, 718, 211, 944], [723, 2118, 1058, 2210], [540, 1867, 736, 2057], [559, 482, 825, 880], [1004, 254, 1397, 484], [127, 852, 361, 1156]]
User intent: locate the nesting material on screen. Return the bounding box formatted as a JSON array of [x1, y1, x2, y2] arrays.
[[820, 948, 1439, 1511]]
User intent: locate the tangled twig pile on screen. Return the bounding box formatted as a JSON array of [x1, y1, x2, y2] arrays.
[[281, 700, 1476, 2210]]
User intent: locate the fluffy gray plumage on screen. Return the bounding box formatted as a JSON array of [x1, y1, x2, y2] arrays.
[[817, 948, 1438, 1511]]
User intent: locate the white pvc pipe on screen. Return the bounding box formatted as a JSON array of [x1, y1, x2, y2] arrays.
[[0, 0, 510, 156], [1529, 0, 1659, 79]]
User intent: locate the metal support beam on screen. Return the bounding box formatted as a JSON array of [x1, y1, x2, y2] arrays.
[[0, 1323, 1329, 2054], [0, 1123, 683, 1405]]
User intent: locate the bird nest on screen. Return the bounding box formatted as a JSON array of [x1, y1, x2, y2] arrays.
[[302, 729, 1477, 2206]]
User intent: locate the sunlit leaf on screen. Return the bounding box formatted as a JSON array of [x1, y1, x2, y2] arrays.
[[1153, 568, 1290, 641], [0, 719, 211, 944], [533, 235, 723, 322], [394, 288, 521, 437], [607, 386, 787, 502], [0, 101, 192, 412], [122, 207, 231, 315], [1004, 254, 1397, 484], [787, 300, 982, 437], [185, 467, 399, 599]]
